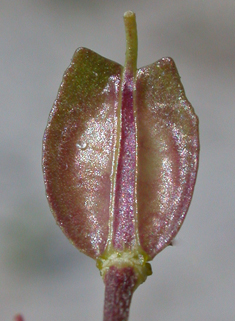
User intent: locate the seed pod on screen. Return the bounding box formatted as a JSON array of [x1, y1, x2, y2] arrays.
[[42, 11, 199, 321]]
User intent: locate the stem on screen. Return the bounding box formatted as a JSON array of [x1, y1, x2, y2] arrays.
[[102, 11, 142, 321], [123, 11, 138, 73], [103, 266, 138, 321], [13, 315, 25, 321]]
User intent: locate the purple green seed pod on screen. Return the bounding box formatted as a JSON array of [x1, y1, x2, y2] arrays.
[[42, 11, 199, 321]]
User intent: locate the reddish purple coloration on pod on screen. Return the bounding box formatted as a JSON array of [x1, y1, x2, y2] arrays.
[[42, 11, 199, 321], [43, 48, 122, 259]]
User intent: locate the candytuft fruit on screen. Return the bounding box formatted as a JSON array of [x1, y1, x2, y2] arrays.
[[42, 10, 199, 321]]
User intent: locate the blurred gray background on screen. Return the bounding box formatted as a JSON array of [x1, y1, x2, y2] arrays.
[[1, 0, 235, 320]]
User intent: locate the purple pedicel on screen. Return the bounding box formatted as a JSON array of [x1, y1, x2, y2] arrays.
[[13, 315, 25, 321], [103, 266, 137, 321]]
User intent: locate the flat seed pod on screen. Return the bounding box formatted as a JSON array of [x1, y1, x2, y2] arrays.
[[42, 13, 199, 319], [136, 58, 199, 258], [43, 48, 123, 259]]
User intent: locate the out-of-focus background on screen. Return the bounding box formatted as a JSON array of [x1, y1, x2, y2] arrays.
[[1, 0, 235, 320]]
